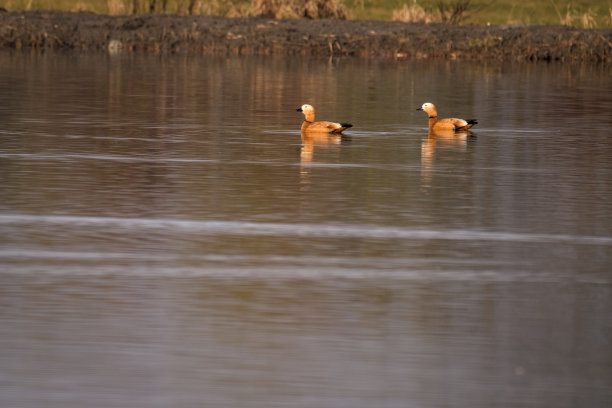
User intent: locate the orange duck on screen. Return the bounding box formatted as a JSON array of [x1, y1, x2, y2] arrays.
[[417, 102, 477, 133], [297, 104, 352, 134]]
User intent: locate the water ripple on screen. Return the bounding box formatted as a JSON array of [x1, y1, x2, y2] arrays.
[[1, 214, 610, 246]]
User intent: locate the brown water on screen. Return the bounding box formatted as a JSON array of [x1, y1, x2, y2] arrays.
[[1, 52, 611, 408]]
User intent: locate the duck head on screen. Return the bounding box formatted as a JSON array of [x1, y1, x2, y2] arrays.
[[417, 102, 437, 118], [297, 104, 315, 122], [297, 104, 314, 113]]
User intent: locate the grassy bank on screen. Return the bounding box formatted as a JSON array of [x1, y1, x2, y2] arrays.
[[2, 10, 611, 62], [2, 0, 611, 27]]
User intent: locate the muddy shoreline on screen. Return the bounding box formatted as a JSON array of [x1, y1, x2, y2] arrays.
[[1, 10, 611, 62]]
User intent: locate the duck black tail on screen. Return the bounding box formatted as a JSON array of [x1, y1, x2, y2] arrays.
[[341, 123, 353, 128], [466, 119, 478, 126]]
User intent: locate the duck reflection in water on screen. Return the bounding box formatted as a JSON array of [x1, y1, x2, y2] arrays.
[[300, 132, 351, 189], [421, 130, 475, 191], [296, 104, 352, 188]]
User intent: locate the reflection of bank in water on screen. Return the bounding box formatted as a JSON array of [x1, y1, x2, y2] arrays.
[[420, 130, 475, 191], [299, 132, 351, 189]]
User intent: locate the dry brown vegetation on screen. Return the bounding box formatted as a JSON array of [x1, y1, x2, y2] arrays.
[[553, 4, 599, 28], [4, 0, 612, 27], [392, 0, 477, 25], [435, 0, 473, 24], [109, 0, 219, 15], [392, 1, 432, 23], [249, 0, 351, 19], [102, 0, 350, 18]]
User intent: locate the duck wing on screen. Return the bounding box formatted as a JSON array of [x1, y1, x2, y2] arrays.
[[304, 121, 353, 134]]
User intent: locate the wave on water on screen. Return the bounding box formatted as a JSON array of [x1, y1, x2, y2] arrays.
[[1, 213, 611, 246], [0, 153, 219, 163]]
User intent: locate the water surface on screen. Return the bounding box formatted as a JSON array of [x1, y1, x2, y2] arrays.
[[1, 52, 611, 408]]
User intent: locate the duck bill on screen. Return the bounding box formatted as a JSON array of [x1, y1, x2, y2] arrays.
[[296, 108, 303, 112]]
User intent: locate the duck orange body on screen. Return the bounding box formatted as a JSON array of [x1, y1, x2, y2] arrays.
[[417, 102, 477, 132], [297, 104, 352, 134]]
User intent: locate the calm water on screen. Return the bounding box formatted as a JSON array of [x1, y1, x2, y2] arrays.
[[1, 51, 611, 408]]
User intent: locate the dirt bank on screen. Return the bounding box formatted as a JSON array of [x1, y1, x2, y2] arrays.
[[1, 10, 611, 62]]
